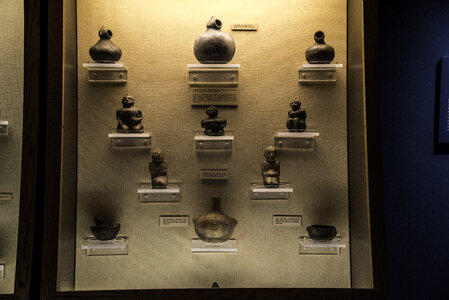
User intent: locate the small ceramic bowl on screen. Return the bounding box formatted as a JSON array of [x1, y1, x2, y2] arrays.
[[91, 224, 120, 241], [306, 225, 337, 241]]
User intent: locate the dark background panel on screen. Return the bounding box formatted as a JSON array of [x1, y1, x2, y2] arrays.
[[379, 0, 449, 299]]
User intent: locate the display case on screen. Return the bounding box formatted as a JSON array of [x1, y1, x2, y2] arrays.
[[0, 0, 40, 298], [42, 0, 386, 299]]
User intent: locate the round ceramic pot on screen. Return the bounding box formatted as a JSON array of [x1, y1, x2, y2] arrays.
[[194, 17, 235, 64], [305, 31, 335, 64]]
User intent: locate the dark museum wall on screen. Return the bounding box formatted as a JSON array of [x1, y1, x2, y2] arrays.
[[379, 0, 449, 299]]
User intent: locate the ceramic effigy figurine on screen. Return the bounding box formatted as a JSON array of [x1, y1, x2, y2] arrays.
[[116, 94, 144, 133], [286, 100, 307, 132], [194, 16, 236, 64], [261, 146, 280, 188], [201, 106, 227, 136], [91, 216, 120, 241], [89, 25, 122, 63], [193, 196, 237, 243], [149, 148, 168, 189], [305, 31, 335, 64]]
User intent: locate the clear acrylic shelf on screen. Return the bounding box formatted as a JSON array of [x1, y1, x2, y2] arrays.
[[82, 62, 127, 83], [250, 182, 293, 200], [137, 184, 181, 202], [299, 236, 345, 255], [298, 63, 343, 84], [275, 130, 319, 150], [81, 236, 129, 256], [191, 238, 237, 253], [108, 132, 151, 148], [0, 120, 8, 136], [188, 64, 240, 87], [195, 133, 234, 151], [187, 64, 241, 68]]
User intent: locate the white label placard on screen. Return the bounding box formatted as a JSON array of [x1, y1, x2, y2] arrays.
[[192, 88, 238, 106], [272, 215, 302, 227], [0, 193, 12, 201], [0, 264, 4, 279], [231, 23, 258, 31], [200, 169, 229, 180], [160, 216, 189, 227]]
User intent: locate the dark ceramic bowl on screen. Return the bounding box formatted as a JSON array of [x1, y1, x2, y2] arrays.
[[91, 224, 120, 241], [306, 225, 337, 241]]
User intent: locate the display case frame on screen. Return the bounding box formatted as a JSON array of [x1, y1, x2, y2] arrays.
[[41, 0, 387, 299], [0, 0, 40, 299]]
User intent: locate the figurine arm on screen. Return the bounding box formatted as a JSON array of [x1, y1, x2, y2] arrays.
[[201, 119, 206, 128], [116, 112, 129, 129]]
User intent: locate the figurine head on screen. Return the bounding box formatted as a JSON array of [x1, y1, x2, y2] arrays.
[[121, 94, 135, 108], [264, 146, 277, 162], [151, 148, 165, 163], [290, 100, 301, 111], [206, 106, 219, 118], [98, 25, 113, 39]]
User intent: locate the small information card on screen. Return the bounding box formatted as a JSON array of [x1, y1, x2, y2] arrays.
[[272, 215, 302, 227], [192, 88, 238, 106], [0, 193, 12, 201], [231, 23, 258, 31], [160, 215, 189, 227], [200, 169, 229, 180]]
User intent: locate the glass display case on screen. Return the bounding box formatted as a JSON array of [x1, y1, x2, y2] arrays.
[[42, 0, 386, 298], [0, 0, 39, 298]]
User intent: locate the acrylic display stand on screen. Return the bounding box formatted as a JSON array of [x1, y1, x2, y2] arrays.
[[250, 183, 293, 200], [0, 120, 8, 136], [275, 130, 320, 150], [188, 64, 240, 87], [81, 236, 129, 256], [108, 132, 151, 148], [137, 184, 181, 202], [188, 64, 240, 106], [299, 236, 345, 255], [82, 62, 127, 83], [191, 238, 237, 253], [298, 63, 343, 84], [195, 133, 234, 151]]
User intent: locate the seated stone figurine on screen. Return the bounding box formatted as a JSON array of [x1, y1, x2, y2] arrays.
[[261, 146, 280, 188], [116, 94, 144, 133], [286, 100, 306, 132], [149, 148, 168, 189], [201, 106, 226, 136]]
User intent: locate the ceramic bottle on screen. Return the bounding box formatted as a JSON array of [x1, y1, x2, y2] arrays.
[[89, 25, 122, 63], [305, 31, 335, 64], [194, 16, 236, 64]]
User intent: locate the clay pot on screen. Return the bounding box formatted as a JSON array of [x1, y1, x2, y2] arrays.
[[194, 16, 235, 64], [305, 31, 335, 64], [91, 217, 120, 241], [193, 196, 237, 243], [306, 225, 337, 241], [89, 25, 122, 63]]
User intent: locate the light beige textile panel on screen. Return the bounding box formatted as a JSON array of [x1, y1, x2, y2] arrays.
[[75, 0, 349, 289], [0, 0, 24, 294]]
